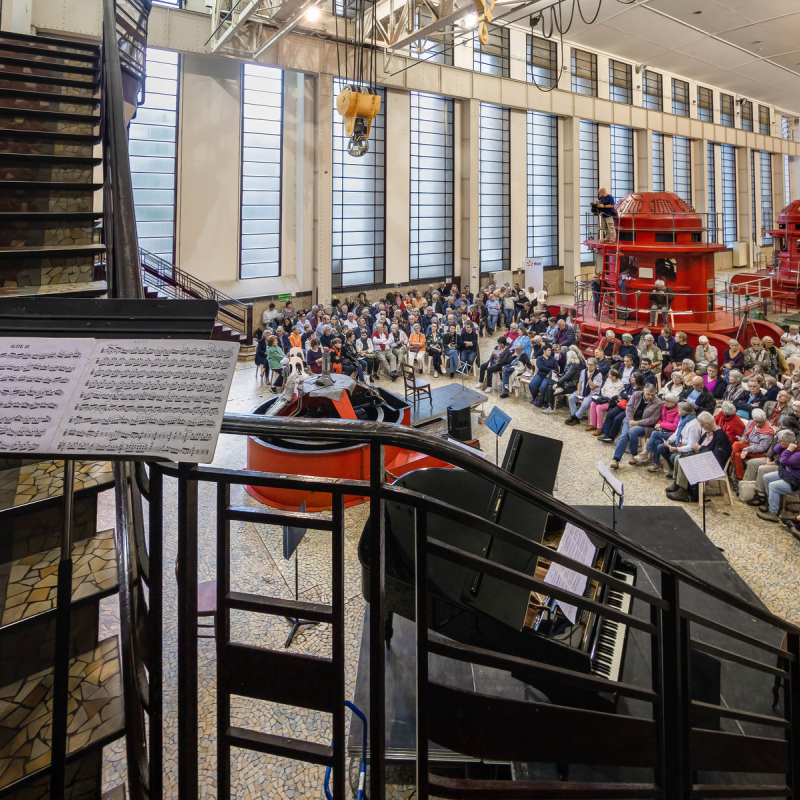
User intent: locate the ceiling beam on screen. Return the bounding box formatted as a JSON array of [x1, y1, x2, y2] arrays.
[[252, 0, 325, 58], [211, 0, 268, 52]]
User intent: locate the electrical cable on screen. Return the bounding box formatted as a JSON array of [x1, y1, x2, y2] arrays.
[[576, 0, 602, 25]]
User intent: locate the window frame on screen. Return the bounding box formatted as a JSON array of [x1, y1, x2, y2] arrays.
[[479, 103, 511, 274], [527, 35, 558, 88], [609, 59, 632, 105], [741, 100, 753, 131], [571, 48, 597, 97], [758, 105, 770, 136], [652, 132, 664, 192], [671, 78, 689, 117], [720, 93, 734, 127], [761, 151, 773, 245], [673, 136, 691, 206], [527, 111, 558, 267], [579, 120, 599, 263], [610, 125, 634, 200], [707, 142, 717, 244], [697, 86, 713, 122], [474, 25, 509, 77], [720, 143, 737, 247], [642, 69, 662, 111]]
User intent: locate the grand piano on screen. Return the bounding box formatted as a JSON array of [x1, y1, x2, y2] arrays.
[[358, 429, 637, 711]]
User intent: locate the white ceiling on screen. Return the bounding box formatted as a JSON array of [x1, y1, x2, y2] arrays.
[[562, 0, 800, 113]]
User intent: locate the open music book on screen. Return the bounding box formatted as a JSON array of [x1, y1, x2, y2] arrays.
[[0, 338, 238, 463]]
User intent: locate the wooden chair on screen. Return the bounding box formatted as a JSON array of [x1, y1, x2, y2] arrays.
[[697, 457, 735, 507], [402, 362, 432, 405], [197, 580, 218, 640]]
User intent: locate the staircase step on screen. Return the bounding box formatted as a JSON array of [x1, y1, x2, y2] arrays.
[[0, 71, 97, 90], [0, 637, 123, 794], [0, 42, 99, 65], [0, 87, 99, 108], [0, 281, 107, 299], [0, 154, 101, 168], [0, 180, 101, 191], [0, 211, 103, 221], [0, 129, 99, 144], [102, 784, 127, 800], [0, 107, 99, 124], [0, 244, 106, 260], [0, 529, 117, 631], [0, 56, 97, 77], [0, 31, 100, 55]]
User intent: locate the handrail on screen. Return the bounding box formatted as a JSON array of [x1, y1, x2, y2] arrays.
[[140, 248, 253, 340], [218, 411, 800, 636]]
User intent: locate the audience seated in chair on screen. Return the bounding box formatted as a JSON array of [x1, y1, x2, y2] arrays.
[[730, 408, 775, 482], [645, 400, 700, 475], [608, 383, 663, 469], [476, 337, 512, 393], [757, 430, 800, 523], [500, 342, 534, 398]]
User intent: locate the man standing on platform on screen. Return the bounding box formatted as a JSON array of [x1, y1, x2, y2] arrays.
[[596, 188, 616, 243]]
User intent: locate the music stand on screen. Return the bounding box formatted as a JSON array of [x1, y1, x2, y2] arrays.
[[282, 502, 318, 648], [598, 460, 624, 531], [678, 451, 725, 535], [483, 406, 512, 465]]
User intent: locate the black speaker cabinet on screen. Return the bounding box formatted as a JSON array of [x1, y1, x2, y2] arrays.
[[447, 404, 472, 442]]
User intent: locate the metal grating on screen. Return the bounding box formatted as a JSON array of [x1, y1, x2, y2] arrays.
[[651, 199, 674, 214], [617, 197, 642, 214]]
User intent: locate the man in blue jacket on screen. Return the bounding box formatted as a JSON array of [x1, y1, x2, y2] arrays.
[[596, 188, 616, 243]]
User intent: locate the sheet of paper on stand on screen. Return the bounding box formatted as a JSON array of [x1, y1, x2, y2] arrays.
[[598, 459, 624, 496], [679, 451, 725, 485], [542, 523, 597, 624]]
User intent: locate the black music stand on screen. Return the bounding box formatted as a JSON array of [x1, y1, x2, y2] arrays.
[[598, 460, 624, 532], [282, 502, 318, 648]]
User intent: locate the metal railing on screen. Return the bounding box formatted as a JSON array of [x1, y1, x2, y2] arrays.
[[114, 0, 152, 87], [126, 411, 800, 799], [140, 248, 254, 341], [583, 210, 724, 246]]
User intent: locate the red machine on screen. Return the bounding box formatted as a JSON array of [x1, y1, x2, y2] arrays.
[[245, 373, 452, 512], [765, 199, 800, 307], [576, 192, 784, 355]]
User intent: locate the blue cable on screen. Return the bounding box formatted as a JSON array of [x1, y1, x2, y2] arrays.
[[324, 701, 368, 800]]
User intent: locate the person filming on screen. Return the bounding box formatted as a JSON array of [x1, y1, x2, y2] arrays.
[[594, 188, 616, 243]]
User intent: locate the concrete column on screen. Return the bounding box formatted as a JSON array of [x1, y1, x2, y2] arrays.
[[300, 75, 316, 292], [752, 150, 762, 249], [453, 33, 473, 71], [632, 66, 643, 108], [598, 124, 611, 192], [636, 129, 652, 192], [773, 151, 787, 216], [385, 88, 410, 285], [0, 0, 31, 33], [596, 54, 609, 100], [562, 116, 582, 284], [692, 138, 707, 215], [510, 109, 527, 273], [713, 142, 723, 239], [509, 28, 526, 83], [314, 73, 333, 305], [736, 146, 752, 253], [460, 99, 480, 284], [663, 134, 674, 193]]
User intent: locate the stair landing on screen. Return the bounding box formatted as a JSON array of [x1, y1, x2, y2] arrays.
[[0, 460, 113, 512]]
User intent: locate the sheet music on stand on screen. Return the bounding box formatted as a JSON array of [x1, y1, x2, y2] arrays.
[[542, 523, 597, 624], [0, 338, 238, 463], [678, 451, 725, 485]]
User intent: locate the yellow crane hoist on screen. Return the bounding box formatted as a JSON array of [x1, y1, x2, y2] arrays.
[[335, 86, 382, 158], [472, 0, 496, 44]]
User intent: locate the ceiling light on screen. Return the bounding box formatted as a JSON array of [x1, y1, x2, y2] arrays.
[[464, 12, 478, 29], [305, 5, 321, 21], [693, 10, 701, 14]]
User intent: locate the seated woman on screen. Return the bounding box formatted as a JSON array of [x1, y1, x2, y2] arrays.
[[443, 324, 461, 378], [458, 321, 479, 369], [731, 408, 775, 481], [722, 339, 745, 380], [255, 331, 269, 378], [637, 333, 662, 373], [543, 347, 582, 413], [678, 358, 697, 386], [703, 363, 727, 400], [631, 393, 681, 465], [306, 337, 324, 374], [734, 377, 767, 420], [598, 372, 645, 442], [500, 341, 534, 398], [586, 368, 625, 433], [723, 369, 746, 404], [408, 324, 427, 373], [341, 330, 365, 382], [659, 370, 684, 400], [266, 335, 286, 392], [426, 321, 445, 377], [388, 324, 408, 367], [356, 328, 379, 381], [528, 344, 559, 407], [608, 383, 663, 469]]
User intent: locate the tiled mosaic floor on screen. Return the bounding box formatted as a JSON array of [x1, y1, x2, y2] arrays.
[[0, 637, 122, 791], [0, 460, 113, 512], [96, 345, 800, 799], [0, 529, 116, 627]]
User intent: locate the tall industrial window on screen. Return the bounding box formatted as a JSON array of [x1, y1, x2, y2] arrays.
[[610, 125, 633, 199], [720, 144, 737, 247], [672, 79, 689, 117], [707, 143, 717, 243], [332, 80, 385, 287], [571, 49, 597, 97], [783, 116, 790, 140], [759, 105, 770, 136], [642, 70, 662, 111], [652, 133, 665, 192], [750, 150, 757, 244], [152, 0, 180, 5], [479, 103, 510, 273], [741, 100, 753, 131], [579, 120, 598, 263], [697, 86, 713, 122], [527, 112, 558, 266], [527, 35, 557, 88], [129, 49, 179, 261], [761, 151, 773, 245], [410, 92, 453, 281], [410, 7, 452, 65], [240, 64, 283, 279], [720, 93, 734, 127], [609, 60, 632, 104], [786, 155, 791, 206], [474, 26, 509, 77], [673, 136, 691, 205]]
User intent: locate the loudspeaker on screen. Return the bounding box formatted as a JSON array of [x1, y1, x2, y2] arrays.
[[447, 404, 472, 442]]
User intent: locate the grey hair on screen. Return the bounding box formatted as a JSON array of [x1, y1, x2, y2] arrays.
[[678, 401, 695, 415], [587, 357, 598, 366], [698, 411, 715, 426], [665, 393, 680, 404], [751, 336, 761, 345], [682, 358, 695, 369], [721, 401, 736, 414], [778, 429, 797, 443], [566, 349, 580, 364], [729, 370, 743, 383], [644, 383, 657, 394], [729, 339, 739, 347], [751, 408, 767, 422]]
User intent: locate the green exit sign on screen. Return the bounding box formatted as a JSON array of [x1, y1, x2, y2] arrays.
[[278, 293, 292, 302]]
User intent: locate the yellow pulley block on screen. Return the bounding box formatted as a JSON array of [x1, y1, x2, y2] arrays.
[[336, 86, 382, 157], [478, 19, 488, 44]]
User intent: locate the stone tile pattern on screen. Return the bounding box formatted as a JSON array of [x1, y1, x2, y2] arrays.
[[0, 280, 106, 298], [8, 461, 113, 510], [5, 750, 102, 800], [101, 340, 800, 799], [0, 637, 122, 791], [0, 529, 116, 626]]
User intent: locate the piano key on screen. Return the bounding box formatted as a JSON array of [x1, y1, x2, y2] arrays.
[[590, 568, 635, 683]]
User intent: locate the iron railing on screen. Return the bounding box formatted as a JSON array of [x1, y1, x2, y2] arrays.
[[140, 248, 254, 341], [114, 0, 152, 88], [118, 411, 800, 800], [582, 210, 724, 246]]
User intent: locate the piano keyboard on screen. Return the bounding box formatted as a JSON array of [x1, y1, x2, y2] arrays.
[[590, 567, 635, 683]]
